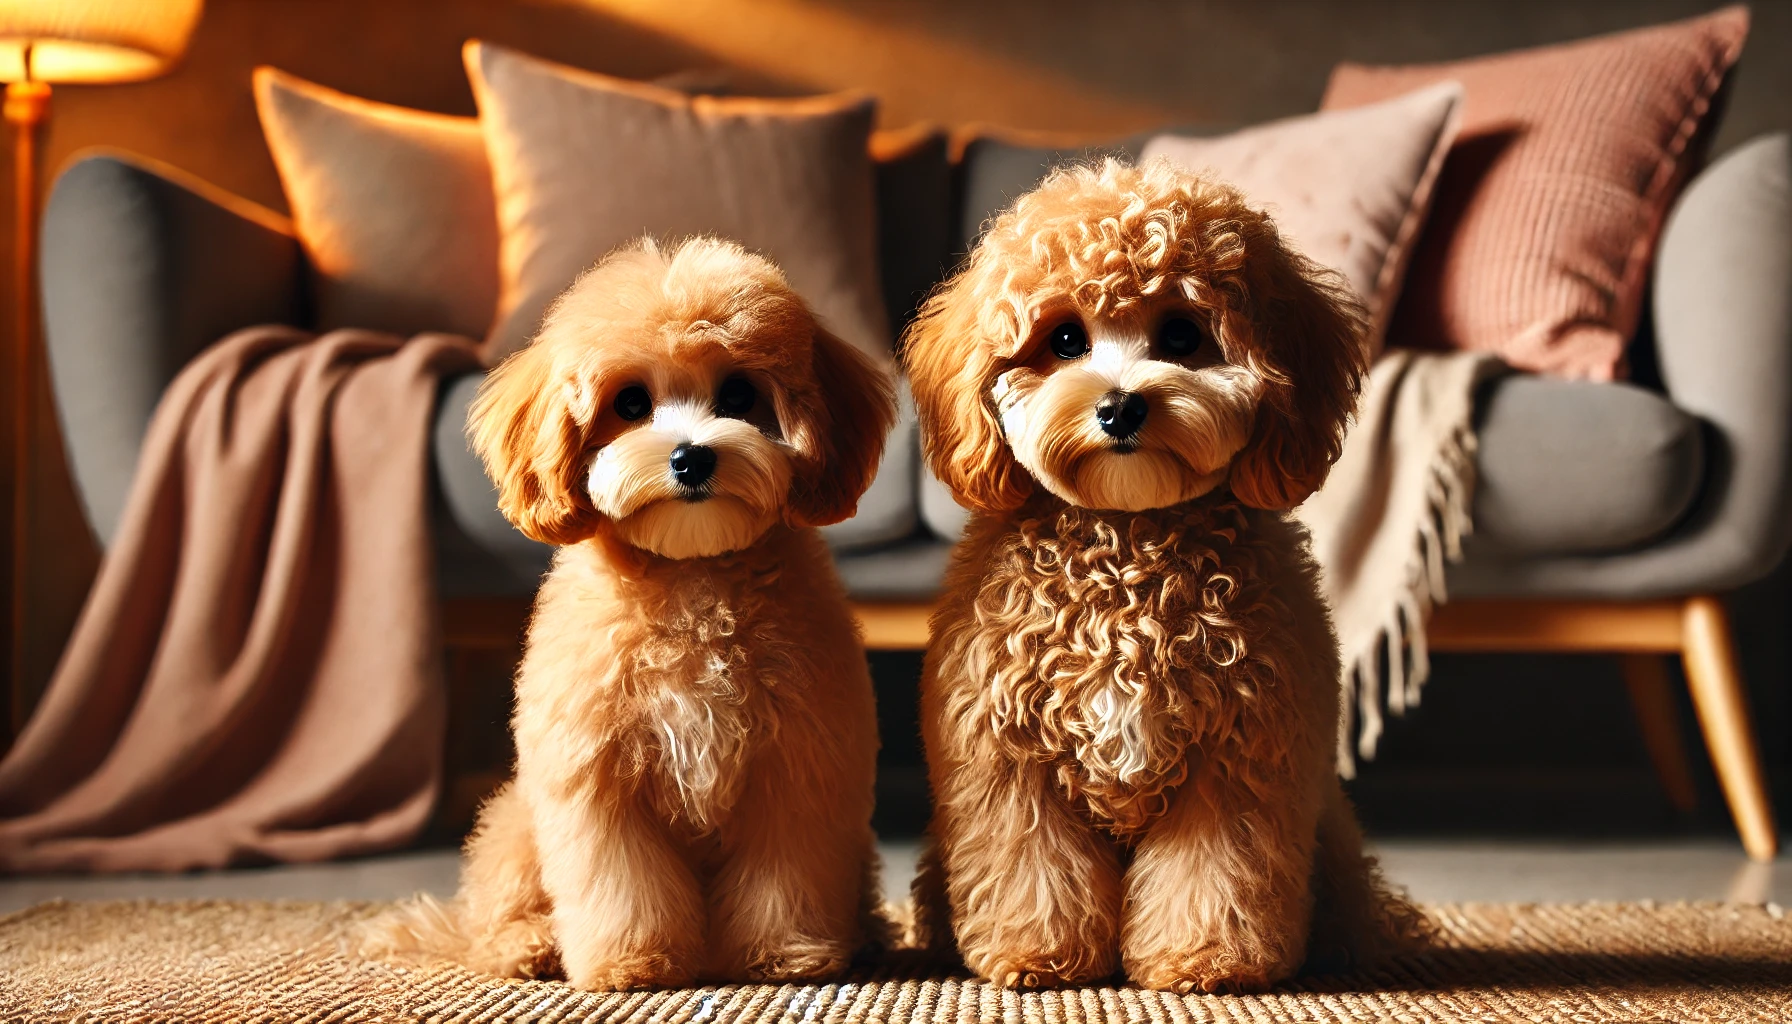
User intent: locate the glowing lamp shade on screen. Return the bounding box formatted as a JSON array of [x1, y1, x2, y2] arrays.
[[0, 0, 203, 84]]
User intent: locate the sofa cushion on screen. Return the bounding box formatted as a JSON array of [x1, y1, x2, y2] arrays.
[[432, 373, 551, 596], [919, 461, 970, 542], [915, 372, 1704, 563], [466, 41, 889, 362], [1471, 375, 1704, 557], [819, 378, 920, 552], [832, 539, 955, 600]]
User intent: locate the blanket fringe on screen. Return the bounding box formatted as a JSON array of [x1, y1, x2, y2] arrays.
[[1337, 421, 1479, 779]]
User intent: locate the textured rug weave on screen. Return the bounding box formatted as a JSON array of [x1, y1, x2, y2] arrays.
[[1, 899, 1789, 1022]]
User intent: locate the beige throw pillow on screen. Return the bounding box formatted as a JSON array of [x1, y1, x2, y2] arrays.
[[1142, 81, 1462, 356], [254, 68, 500, 341], [465, 41, 890, 361]]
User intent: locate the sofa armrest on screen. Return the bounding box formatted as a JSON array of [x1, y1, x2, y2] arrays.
[[42, 151, 304, 545], [1646, 133, 1792, 589]]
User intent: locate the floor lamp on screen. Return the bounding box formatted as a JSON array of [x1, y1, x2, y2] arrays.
[[1, 1, 203, 733]]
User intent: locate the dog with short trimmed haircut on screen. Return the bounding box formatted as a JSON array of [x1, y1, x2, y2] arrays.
[[367, 237, 896, 990], [904, 160, 1426, 994]]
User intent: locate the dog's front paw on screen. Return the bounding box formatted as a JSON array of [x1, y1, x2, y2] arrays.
[[744, 940, 850, 983], [564, 950, 694, 991], [972, 947, 1116, 988], [1126, 945, 1287, 994]]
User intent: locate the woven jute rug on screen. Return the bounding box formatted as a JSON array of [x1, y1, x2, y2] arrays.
[[1, 899, 1788, 1023]]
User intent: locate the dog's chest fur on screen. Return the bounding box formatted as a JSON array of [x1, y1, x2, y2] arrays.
[[629, 566, 780, 832], [968, 499, 1272, 835]]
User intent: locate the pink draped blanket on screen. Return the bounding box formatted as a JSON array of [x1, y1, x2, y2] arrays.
[[0, 326, 480, 872]]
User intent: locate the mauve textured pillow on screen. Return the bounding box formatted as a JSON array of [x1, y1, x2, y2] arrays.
[[254, 68, 499, 340], [1322, 6, 1749, 380], [1143, 82, 1461, 356], [466, 41, 890, 361]]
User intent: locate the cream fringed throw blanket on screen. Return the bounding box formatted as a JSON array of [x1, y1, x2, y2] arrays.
[[1299, 348, 1504, 773], [0, 326, 480, 872]]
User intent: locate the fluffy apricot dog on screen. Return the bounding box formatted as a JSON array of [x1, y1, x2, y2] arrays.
[[903, 160, 1425, 994], [368, 237, 897, 989]]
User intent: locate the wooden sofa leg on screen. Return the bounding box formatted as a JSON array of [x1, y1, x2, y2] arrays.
[[1679, 595, 1779, 862], [1619, 654, 1699, 814]]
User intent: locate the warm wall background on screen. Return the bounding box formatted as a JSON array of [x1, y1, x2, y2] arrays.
[[18, 0, 1792, 219], [6, 0, 1790, 833]]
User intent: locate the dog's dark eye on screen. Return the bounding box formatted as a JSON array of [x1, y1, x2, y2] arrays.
[[1048, 321, 1089, 360], [716, 376, 757, 418], [613, 385, 652, 421], [1158, 317, 1205, 358]]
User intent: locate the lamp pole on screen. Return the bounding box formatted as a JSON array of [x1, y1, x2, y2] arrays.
[[4, 44, 47, 737]]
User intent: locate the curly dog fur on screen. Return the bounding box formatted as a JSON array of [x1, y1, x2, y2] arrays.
[[365, 237, 897, 990], [903, 160, 1428, 993]]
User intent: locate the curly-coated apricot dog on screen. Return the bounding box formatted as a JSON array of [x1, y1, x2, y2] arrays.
[[903, 160, 1426, 994], [367, 237, 896, 990]]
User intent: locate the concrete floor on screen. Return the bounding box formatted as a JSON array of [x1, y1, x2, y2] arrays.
[[1, 839, 1785, 916]]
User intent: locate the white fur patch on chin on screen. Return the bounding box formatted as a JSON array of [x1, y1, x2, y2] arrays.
[[615, 497, 774, 559], [1072, 450, 1226, 511]]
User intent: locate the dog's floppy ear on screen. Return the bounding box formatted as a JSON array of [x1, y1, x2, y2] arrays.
[[468, 342, 604, 545], [781, 325, 897, 527], [1226, 225, 1369, 511], [903, 270, 1032, 513]]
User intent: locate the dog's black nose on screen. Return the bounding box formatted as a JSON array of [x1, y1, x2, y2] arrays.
[[1095, 391, 1149, 440], [669, 443, 717, 489]]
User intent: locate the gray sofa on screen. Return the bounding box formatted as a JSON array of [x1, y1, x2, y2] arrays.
[[38, 130, 1792, 856]]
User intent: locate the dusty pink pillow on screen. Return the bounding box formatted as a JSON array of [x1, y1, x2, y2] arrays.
[[1323, 6, 1749, 380], [1142, 82, 1462, 358]]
